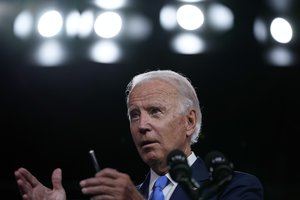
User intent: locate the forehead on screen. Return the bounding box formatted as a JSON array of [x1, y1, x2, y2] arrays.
[[128, 79, 178, 103]]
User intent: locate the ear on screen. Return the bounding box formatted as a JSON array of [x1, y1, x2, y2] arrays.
[[185, 109, 197, 137]]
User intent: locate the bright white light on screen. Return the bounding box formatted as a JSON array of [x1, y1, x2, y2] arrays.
[[78, 10, 94, 39], [171, 33, 205, 54], [14, 10, 33, 39], [266, 47, 294, 66], [34, 40, 66, 66], [178, 0, 204, 2], [94, 12, 122, 38], [177, 5, 204, 31], [89, 40, 121, 63], [37, 10, 63, 38], [270, 17, 293, 44], [160, 5, 177, 30], [66, 10, 81, 37], [125, 15, 152, 41], [93, 0, 126, 9], [253, 18, 268, 43], [207, 3, 234, 31]]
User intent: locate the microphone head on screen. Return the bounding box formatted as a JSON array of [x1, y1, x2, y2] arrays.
[[167, 149, 191, 182], [204, 151, 234, 183]]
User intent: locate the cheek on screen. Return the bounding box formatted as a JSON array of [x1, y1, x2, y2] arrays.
[[130, 121, 139, 132], [165, 118, 187, 139], [169, 115, 186, 130], [130, 125, 138, 140]]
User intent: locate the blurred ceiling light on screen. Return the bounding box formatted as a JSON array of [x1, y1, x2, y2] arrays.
[[9, 1, 153, 65], [14, 10, 33, 39], [65, 10, 81, 37], [266, 47, 294, 66], [125, 14, 152, 41], [94, 11, 122, 38], [37, 10, 63, 38], [178, 0, 204, 2], [89, 40, 122, 63], [253, 18, 268, 44], [34, 40, 66, 66], [78, 10, 94, 39], [253, 0, 299, 67], [207, 3, 234, 31], [160, 5, 177, 31], [270, 17, 293, 44], [93, 0, 127, 10], [171, 33, 205, 54], [160, 1, 234, 33], [160, 0, 234, 54], [176, 5, 204, 30]]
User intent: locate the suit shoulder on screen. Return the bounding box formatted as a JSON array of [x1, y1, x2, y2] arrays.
[[232, 171, 263, 186], [218, 171, 264, 200]]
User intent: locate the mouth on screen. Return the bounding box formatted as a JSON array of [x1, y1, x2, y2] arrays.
[[140, 140, 158, 148]]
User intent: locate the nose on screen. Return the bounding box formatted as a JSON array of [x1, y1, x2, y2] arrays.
[[138, 112, 151, 134]]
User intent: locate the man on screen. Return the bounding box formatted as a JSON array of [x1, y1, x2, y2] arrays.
[[15, 70, 264, 200]]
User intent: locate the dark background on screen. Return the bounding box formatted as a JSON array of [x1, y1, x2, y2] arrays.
[[1, 0, 299, 200]]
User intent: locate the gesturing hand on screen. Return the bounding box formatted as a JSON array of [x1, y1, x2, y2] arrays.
[[14, 168, 66, 200], [80, 168, 144, 200]]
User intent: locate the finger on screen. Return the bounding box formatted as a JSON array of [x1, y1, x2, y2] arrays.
[[80, 176, 117, 188], [15, 171, 33, 196], [82, 184, 115, 195], [17, 168, 41, 188], [91, 194, 115, 200], [52, 168, 63, 190], [15, 169, 28, 185], [15, 178, 25, 196], [95, 168, 120, 179], [22, 194, 30, 200], [16, 179, 30, 197]]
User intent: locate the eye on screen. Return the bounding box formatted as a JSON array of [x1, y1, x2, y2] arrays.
[[129, 110, 140, 121], [149, 107, 162, 116]]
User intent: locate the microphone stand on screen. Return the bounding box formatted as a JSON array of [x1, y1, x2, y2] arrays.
[[176, 177, 200, 200], [197, 174, 233, 200]]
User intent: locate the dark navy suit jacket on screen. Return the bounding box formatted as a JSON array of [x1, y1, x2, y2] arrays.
[[137, 157, 264, 200]]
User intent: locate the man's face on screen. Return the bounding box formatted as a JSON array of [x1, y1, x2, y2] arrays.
[[127, 79, 192, 171]]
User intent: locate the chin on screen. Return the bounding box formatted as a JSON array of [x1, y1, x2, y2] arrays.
[[141, 150, 162, 166]]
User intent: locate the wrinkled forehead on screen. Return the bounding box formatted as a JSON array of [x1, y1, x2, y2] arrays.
[[130, 79, 177, 95], [131, 75, 180, 89], [128, 79, 179, 104]]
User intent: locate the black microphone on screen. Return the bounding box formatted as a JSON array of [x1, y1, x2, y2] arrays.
[[167, 149, 200, 200], [199, 151, 234, 200], [204, 151, 233, 184]]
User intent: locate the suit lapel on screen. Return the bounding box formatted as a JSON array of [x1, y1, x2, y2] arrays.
[[137, 172, 151, 199]]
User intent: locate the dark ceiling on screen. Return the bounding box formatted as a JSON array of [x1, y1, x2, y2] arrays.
[[0, 1, 299, 200]]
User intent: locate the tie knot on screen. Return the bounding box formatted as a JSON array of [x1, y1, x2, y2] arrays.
[[154, 176, 168, 190], [150, 176, 169, 200]]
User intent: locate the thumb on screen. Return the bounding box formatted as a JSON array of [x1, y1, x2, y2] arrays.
[[52, 168, 63, 190]]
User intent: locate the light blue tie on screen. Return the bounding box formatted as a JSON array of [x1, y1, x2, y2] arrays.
[[150, 176, 168, 200]]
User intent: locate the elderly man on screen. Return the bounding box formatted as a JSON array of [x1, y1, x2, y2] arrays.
[[15, 70, 263, 200]]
